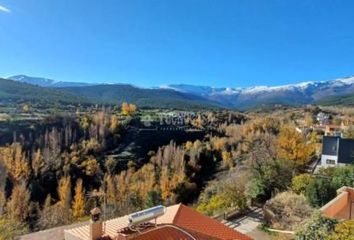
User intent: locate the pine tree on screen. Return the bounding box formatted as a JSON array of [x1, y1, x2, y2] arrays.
[[72, 179, 85, 219]]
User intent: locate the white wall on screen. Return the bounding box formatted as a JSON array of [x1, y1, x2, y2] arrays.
[[321, 154, 338, 167]]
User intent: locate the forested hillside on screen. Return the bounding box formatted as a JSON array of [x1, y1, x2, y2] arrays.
[[317, 93, 354, 106], [0, 78, 222, 110], [0, 78, 89, 105], [60, 84, 222, 109]]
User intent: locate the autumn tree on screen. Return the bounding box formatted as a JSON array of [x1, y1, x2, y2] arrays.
[[121, 102, 137, 116], [0, 189, 5, 216], [277, 125, 315, 168], [0, 143, 30, 184], [304, 112, 314, 127], [103, 174, 120, 218], [245, 133, 293, 201], [81, 157, 99, 176], [22, 104, 30, 113], [72, 179, 85, 219], [58, 176, 72, 222], [343, 126, 354, 139], [197, 172, 248, 216], [6, 184, 31, 222], [32, 149, 43, 177], [110, 115, 120, 133], [221, 150, 233, 168], [38, 194, 67, 229]]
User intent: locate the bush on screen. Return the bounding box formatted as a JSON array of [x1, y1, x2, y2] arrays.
[[326, 220, 354, 240], [295, 211, 337, 240], [264, 191, 313, 230], [291, 174, 314, 195], [305, 178, 336, 207], [0, 217, 29, 240], [330, 165, 354, 189]]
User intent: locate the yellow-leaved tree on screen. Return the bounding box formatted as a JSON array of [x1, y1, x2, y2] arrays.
[[72, 179, 85, 219], [277, 125, 315, 168], [58, 176, 71, 209], [0, 143, 30, 184], [6, 184, 31, 222], [121, 102, 137, 116]]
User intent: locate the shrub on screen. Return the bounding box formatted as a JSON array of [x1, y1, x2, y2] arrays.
[[291, 174, 314, 195], [326, 220, 354, 240], [264, 191, 313, 230], [305, 178, 336, 207], [295, 211, 337, 240], [0, 217, 29, 240]]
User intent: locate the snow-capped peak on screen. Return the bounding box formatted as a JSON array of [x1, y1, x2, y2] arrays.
[[161, 75, 354, 97]]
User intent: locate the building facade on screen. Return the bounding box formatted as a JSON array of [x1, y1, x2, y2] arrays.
[[321, 136, 354, 167]]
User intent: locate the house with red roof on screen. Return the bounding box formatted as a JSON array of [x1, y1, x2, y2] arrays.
[[64, 204, 252, 240]]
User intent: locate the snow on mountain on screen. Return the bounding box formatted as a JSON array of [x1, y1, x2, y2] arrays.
[[8, 75, 94, 88], [331, 76, 354, 86], [7, 74, 354, 110], [10, 75, 56, 86], [161, 76, 354, 109], [162, 76, 354, 96], [160, 84, 216, 96]]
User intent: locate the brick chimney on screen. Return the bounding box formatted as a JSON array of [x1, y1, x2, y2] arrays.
[[89, 207, 103, 240]]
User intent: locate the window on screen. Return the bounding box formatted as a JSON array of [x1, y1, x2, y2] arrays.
[[326, 159, 336, 165]]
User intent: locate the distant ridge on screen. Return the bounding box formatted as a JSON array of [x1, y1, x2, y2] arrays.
[[0, 78, 221, 109], [8, 75, 94, 88], [7, 74, 354, 110], [0, 78, 90, 104], [161, 76, 354, 109]]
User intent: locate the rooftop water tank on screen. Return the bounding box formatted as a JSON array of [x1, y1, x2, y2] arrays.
[[128, 205, 166, 226]]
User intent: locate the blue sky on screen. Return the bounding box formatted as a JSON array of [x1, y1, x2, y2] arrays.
[[0, 0, 354, 88]]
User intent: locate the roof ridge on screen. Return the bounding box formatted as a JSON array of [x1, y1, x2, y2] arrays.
[[172, 203, 184, 223]]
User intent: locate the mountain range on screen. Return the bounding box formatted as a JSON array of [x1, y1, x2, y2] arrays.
[[161, 76, 354, 109], [4, 74, 354, 110], [9, 75, 93, 88]]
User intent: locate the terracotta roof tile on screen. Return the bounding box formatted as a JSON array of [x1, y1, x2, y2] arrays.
[[131, 225, 196, 240], [172, 204, 252, 240], [64, 204, 252, 240]]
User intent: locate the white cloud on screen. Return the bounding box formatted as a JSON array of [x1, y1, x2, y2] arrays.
[[0, 4, 10, 13]]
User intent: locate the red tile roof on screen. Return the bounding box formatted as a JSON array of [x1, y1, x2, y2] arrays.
[[65, 204, 252, 240], [171, 204, 252, 240], [131, 225, 208, 240]]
